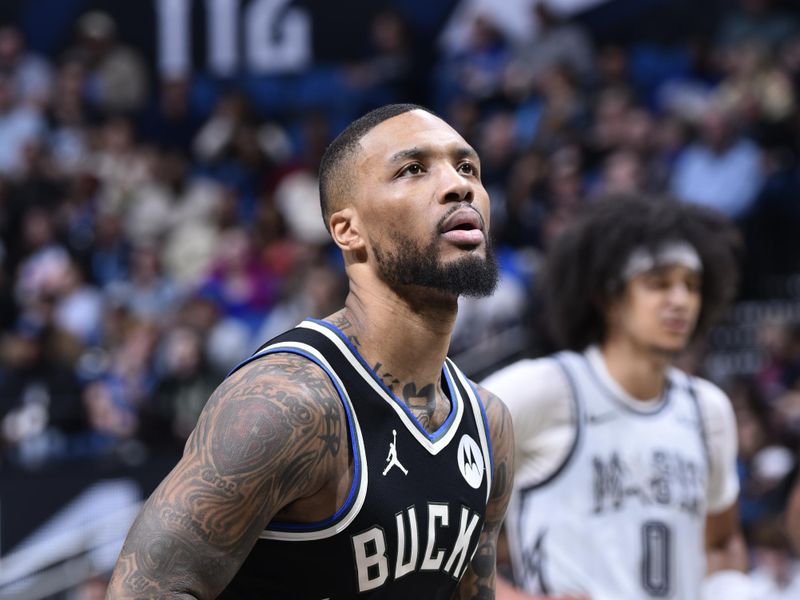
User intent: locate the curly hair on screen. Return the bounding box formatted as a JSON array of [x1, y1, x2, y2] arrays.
[[542, 195, 741, 351]]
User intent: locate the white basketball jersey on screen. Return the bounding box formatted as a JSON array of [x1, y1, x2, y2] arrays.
[[506, 351, 709, 600]]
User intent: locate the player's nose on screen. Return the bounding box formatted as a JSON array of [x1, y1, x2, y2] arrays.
[[667, 281, 693, 305], [438, 164, 474, 205]]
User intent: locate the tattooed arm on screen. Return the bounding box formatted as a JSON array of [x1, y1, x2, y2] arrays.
[[454, 385, 515, 600], [106, 353, 348, 599]]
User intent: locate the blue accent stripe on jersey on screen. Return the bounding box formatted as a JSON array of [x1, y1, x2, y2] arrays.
[[240, 346, 362, 533], [308, 318, 458, 442]]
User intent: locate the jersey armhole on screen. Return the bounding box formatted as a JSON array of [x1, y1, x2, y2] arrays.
[[445, 358, 495, 503], [686, 374, 711, 470], [519, 354, 581, 493], [249, 346, 364, 538]]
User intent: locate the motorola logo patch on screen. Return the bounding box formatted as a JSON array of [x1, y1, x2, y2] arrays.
[[457, 434, 484, 489]]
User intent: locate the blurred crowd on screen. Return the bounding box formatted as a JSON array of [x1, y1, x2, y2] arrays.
[[3, 0, 800, 593]]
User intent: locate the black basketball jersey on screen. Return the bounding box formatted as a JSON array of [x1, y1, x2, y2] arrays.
[[219, 318, 494, 599]]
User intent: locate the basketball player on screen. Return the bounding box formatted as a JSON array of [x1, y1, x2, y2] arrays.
[[106, 104, 514, 599], [482, 197, 752, 600]]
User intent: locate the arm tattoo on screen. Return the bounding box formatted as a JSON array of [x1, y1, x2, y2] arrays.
[[454, 386, 514, 600], [107, 353, 346, 599]]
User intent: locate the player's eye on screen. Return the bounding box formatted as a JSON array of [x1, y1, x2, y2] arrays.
[[643, 274, 670, 290], [458, 162, 478, 176], [399, 163, 424, 176], [685, 277, 702, 293]]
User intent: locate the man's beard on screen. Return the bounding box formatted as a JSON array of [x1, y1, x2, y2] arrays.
[[372, 232, 499, 298]]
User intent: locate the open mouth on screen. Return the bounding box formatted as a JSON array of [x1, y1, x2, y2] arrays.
[[440, 209, 485, 246], [662, 318, 690, 333]]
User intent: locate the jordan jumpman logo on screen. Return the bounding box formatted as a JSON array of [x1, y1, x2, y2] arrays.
[[382, 429, 408, 476]]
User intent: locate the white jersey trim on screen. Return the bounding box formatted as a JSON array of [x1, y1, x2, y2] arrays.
[[298, 320, 465, 455], [254, 340, 369, 541], [447, 359, 494, 504], [521, 354, 583, 492]]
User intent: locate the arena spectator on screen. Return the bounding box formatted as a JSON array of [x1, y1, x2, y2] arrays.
[[138, 76, 203, 154], [0, 73, 45, 175], [68, 11, 149, 114], [716, 0, 800, 51], [104, 243, 182, 324], [503, 0, 595, 97], [671, 103, 764, 220], [196, 227, 280, 332], [148, 325, 221, 446], [47, 59, 95, 175], [0, 25, 53, 108], [433, 12, 512, 111], [344, 8, 415, 111], [0, 317, 84, 468], [50, 256, 104, 345]]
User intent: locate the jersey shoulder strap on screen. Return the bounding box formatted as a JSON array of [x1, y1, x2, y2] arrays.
[[227, 319, 352, 379]]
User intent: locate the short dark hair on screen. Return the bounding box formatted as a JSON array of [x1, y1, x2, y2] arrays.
[[542, 195, 741, 351], [318, 103, 436, 231]]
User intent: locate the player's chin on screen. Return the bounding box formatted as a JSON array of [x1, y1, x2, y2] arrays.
[[654, 334, 690, 354]]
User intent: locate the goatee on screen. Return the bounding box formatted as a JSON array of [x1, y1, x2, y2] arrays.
[[372, 233, 499, 298]]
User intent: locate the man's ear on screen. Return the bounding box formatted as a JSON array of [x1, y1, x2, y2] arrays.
[[330, 208, 366, 253]]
